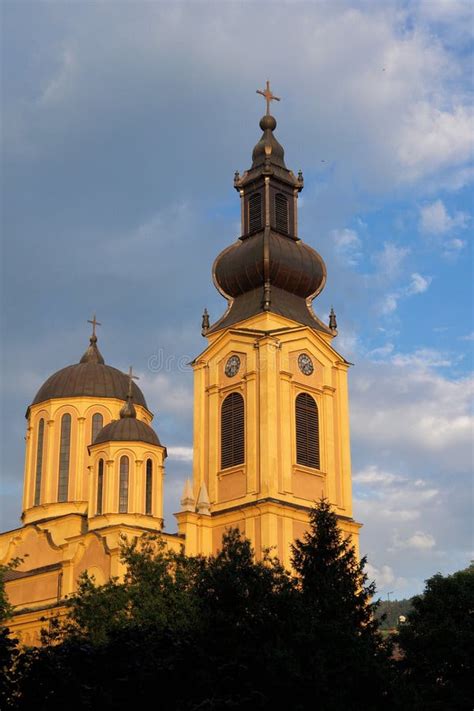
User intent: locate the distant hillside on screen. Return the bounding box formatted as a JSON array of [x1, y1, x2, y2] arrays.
[[375, 598, 413, 629]]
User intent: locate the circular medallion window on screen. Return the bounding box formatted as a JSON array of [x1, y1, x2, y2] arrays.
[[298, 353, 314, 376], [225, 355, 241, 378]]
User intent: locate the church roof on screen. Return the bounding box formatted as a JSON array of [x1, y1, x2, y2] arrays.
[[31, 334, 148, 409], [93, 417, 161, 447]]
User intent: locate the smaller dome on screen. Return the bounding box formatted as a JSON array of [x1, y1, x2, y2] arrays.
[[93, 418, 161, 447]]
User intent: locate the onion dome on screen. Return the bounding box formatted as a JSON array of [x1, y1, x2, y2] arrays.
[[208, 82, 331, 336], [31, 330, 148, 409], [93, 373, 161, 447]]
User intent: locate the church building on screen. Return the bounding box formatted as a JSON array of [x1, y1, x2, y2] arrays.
[[0, 84, 361, 645]]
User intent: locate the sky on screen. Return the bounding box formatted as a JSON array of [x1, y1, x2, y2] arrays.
[[1, 0, 473, 599]]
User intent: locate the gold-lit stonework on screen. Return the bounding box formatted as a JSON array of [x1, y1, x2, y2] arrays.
[[1, 91, 361, 645]]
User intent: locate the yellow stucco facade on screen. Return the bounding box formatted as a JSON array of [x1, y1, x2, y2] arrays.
[[1, 104, 361, 646]]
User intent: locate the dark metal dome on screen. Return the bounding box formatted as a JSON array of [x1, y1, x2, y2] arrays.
[[214, 230, 326, 301], [93, 417, 161, 447], [31, 336, 148, 409]]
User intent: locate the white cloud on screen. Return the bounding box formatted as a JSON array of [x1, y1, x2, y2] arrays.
[[460, 332, 474, 342], [4, 2, 473, 199], [390, 347, 453, 368], [372, 243, 410, 280], [398, 104, 474, 183], [332, 228, 362, 266], [442, 238, 467, 258], [379, 272, 432, 314], [351, 353, 473, 471], [392, 531, 436, 551], [419, 199, 469, 235], [140, 372, 193, 416], [353, 465, 400, 486], [365, 562, 407, 593], [167, 446, 193, 462], [367, 343, 395, 360], [406, 272, 432, 295]]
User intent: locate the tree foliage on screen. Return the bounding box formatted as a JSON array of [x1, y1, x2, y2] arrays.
[[0, 557, 23, 710], [5, 501, 402, 709], [397, 563, 474, 710]]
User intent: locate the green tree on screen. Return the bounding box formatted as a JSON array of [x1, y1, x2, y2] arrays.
[[290, 498, 393, 710], [0, 558, 22, 709], [12, 506, 395, 710], [397, 563, 474, 710]]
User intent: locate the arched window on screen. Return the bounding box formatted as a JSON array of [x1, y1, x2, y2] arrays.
[[91, 413, 103, 443], [221, 392, 245, 469], [275, 193, 289, 234], [34, 419, 45, 506], [58, 414, 71, 502], [96, 459, 104, 515], [119, 456, 129, 513], [248, 192, 262, 233], [145, 459, 153, 515], [295, 393, 320, 469]]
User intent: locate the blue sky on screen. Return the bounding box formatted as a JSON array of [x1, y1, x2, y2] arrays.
[[1, 0, 473, 598]]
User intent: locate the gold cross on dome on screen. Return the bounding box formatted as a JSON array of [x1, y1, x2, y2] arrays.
[[87, 314, 101, 338], [256, 80, 280, 115]]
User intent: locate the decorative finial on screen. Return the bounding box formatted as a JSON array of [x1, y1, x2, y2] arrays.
[[256, 80, 280, 116], [80, 314, 105, 364], [120, 365, 139, 418], [201, 308, 210, 336], [329, 307, 338, 334], [87, 314, 101, 341], [196, 481, 211, 516], [297, 170, 304, 186], [180, 479, 195, 513]]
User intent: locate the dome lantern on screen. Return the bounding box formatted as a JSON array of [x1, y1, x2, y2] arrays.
[[208, 81, 331, 336]]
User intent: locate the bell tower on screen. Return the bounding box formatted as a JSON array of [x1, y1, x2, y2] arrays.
[[175, 83, 361, 567]]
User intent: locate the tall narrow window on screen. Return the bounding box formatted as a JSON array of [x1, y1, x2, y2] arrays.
[[295, 393, 320, 469], [34, 419, 45, 506], [248, 193, 262, 233], [96, 459, 104, 515], [91, 413, 103, 443], [221, 392, 245, 469], [275, 193, 289, 234], [145, 459, 153, 515], [119, 456, 129, 513], [58, 414, 71, 502]]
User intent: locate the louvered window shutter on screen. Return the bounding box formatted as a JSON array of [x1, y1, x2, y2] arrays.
[[248, 193, 262, 233], [275, 193, 289, 234], [221, 392, 245, 469], [295, 393, 320, 469]]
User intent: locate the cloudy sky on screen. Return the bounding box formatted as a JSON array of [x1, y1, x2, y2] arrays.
[[1, 0, 473, 598]]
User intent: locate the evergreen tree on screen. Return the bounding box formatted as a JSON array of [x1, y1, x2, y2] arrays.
[[290, 498, 393, 710]]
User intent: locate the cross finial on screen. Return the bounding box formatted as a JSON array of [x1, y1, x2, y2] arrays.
[[127, 365, 139, 395], [256, 80, 280, 116], [87, 314, 101, 339]]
